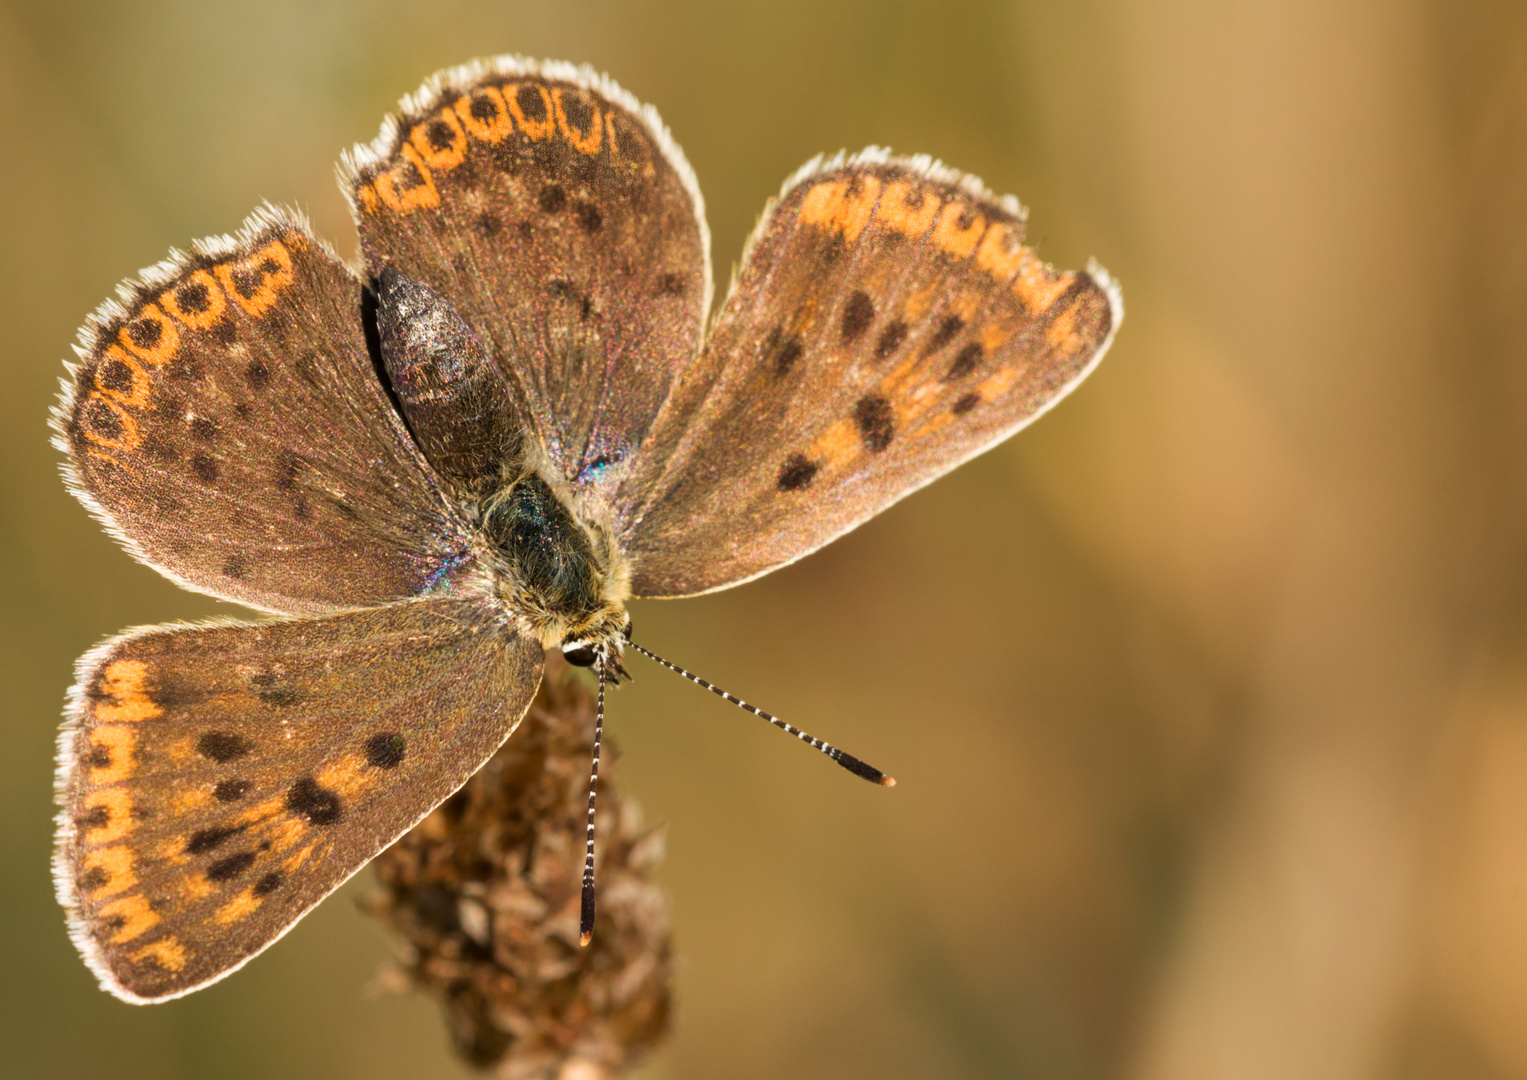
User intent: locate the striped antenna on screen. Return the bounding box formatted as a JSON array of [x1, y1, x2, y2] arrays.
[[626, 641, 895, 787], [578, 673, 605, 947]]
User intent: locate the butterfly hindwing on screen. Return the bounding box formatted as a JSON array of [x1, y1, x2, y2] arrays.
[[617, 154, 1122, 596], [55, 599, 545, 1002], [343, 57, 710, 491], [53, 207, 472, 616]]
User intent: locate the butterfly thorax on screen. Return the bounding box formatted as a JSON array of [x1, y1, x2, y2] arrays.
[[478, 469, 631, 654]]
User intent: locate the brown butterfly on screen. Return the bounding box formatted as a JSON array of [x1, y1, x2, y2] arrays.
[[51, 55, 1121, 1003]]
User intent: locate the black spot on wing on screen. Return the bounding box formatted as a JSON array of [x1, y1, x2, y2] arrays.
[[286, 777, 341, 826], [197, 731, 251, 763], [842, 291, 875, 343], [874, 320, 908, 360], [854, 395, 895, 452], [213, 779, 252, 802], [765, 326, 804, 377], [245, 360, 270, 390], [365, 732, 406, 769], [926, 315, 963, 353], [946, 342, 983, 380], [187, 822, 248, 855], [778, 454, 819, 491], [251, 672, 300, 707], [253, 871, 284, 896], [953, 392, 982, 415], [206, 851, 256, 882], [539, 185, 567, 213], [76, 805, 110, 830]]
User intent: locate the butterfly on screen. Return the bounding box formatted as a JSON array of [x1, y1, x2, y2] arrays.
[[50, 55, 1121, 1004]]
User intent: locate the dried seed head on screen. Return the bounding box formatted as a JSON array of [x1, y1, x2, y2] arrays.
[[366, 656, 671, 1077]]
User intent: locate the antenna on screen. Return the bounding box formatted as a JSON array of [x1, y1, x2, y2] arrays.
[[626, 640, 896, 787], [578, 674, 604, 947]]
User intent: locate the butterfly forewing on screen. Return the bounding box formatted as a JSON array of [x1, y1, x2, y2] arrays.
[[342, 57, 710, 490], [55, 599, 545, 1003], [618, 155, 1121, 597], [53, 208, 472, 616]]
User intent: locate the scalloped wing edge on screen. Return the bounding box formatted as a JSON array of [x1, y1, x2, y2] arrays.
[[655, 153, 1121, 600], [52, 600, 545, 1004], [721, 146, 1030, 330], [47, 204, 361, 619], [335, 53, 714, 328]]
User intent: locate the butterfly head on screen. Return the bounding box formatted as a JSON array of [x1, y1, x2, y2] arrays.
[[559, 613, 633, 682]]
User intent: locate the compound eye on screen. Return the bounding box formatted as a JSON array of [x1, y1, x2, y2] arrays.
[[622, 615, 634, 640], [562, 641, 597, 667]]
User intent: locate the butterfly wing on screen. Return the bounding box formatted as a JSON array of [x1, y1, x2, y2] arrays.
[[53, 207, 470, 616], [55, 598, 545, 1003], [616, 154, 1122, 597], [341, 56, 709, 489]]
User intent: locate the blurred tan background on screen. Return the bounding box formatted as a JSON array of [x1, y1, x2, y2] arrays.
[[3, 0, 1526, 1077]]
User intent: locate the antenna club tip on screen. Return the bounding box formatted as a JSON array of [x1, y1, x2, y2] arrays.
[[879, 775, 897, 788], [579, 930, 593, 947]]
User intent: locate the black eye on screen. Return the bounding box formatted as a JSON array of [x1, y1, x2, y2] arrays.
[[623, 616, 634, 640], [562, 642, 597, 667]]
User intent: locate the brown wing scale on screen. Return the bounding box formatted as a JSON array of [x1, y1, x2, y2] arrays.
[[618, 152, 1122, 597], [54, 599, 544, 1002], [341, 57, 710, 491], [51, 207, 471, 616]]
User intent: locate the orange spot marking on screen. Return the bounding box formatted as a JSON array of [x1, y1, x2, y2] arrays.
[[805, 419, 860, 470], [875, 180, 939, 236], [1044, 304, 1085, 356], [87, 726, 137, 786], [171, 787, 211, 814], [283, 843, 317, 874], [262, 816, 306, 856], [116, 304, 179, 366], [372, 143, 440, 214], [799, 175, 882, 242], [604, 112, 621, 159], [974, 223, 1027, 283], [84, 845, 138, 900], [153, 837, 190, 865], [551, 87, 603, 155], [505, 82, 555, 140], [317, 754, 373, 800], [1013, 259, 1073, 313], [455, 86, 513, 144], [179, 874, 214, 902], [214, 889, 262, 926], [82, 788, 134, 845], [235, 796, 285, 830], [79, 390, 141, 453], [356, 183, 381, 216], [901, 283, 941, 323], [931, 202, 985, 259], [977, 365, 1024, 402], [159, 268, 228, 330], [130, 937, 187, 973], [95, 346, 152, 409], [83, 446, 133, 472], [410, 107, 468, 171], [214, 237, 297, 318], [94, 659, 161, 724], [102, 893, 159, 943], [981, 321, 1014, 353]]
